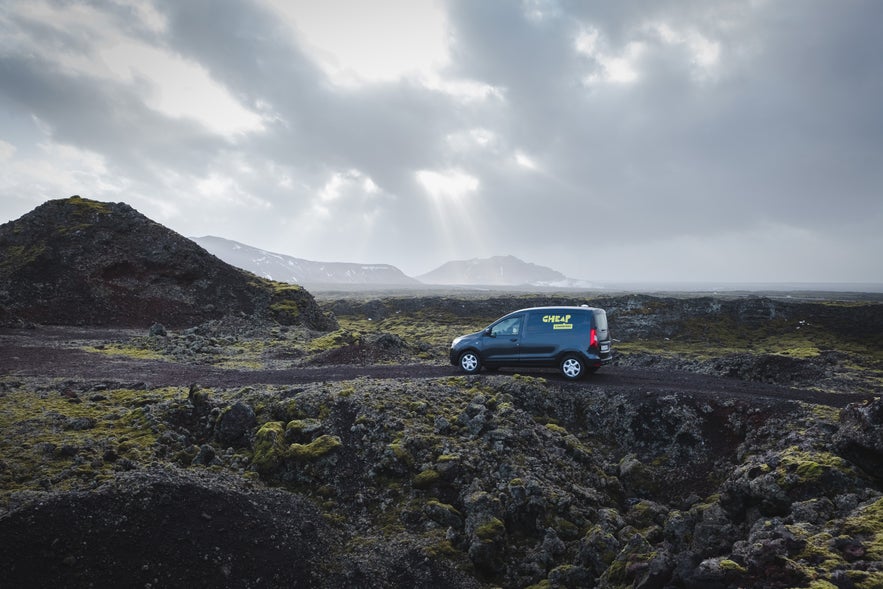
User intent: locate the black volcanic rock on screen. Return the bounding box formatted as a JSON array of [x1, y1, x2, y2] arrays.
[[835, 397, 883, 481], [0, 196, 336, 329]]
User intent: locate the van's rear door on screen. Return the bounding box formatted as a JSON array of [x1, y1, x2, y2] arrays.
[[593, 309, 612, 356]]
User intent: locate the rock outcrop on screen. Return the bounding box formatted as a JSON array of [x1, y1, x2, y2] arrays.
[[0, 345, 880, 587], [0, 196, 335, 329], [834, 397, 883, 481]]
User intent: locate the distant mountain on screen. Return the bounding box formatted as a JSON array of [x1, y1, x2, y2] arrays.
[[417, 255, 591, 287], [0, 196, 335, 329], [192, 236, 419, 287]]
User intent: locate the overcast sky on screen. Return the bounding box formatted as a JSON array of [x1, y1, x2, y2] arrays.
[[1, 0, 881, 284]]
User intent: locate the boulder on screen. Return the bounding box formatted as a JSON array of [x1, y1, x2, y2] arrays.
[[215, 401, 256, 449], [834, 397, 883, 480]]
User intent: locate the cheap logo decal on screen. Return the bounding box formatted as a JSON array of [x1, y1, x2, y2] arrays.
[[542, 314, 573, 330]]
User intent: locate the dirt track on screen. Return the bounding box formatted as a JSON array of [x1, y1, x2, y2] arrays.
[[1, 327, 874, 408]]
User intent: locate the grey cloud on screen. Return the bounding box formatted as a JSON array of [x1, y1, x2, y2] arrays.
[[441, 0, 883, 246], [0, 0, 880, 281], [154, 1, 459, 196], [0, 53, 222, 176]]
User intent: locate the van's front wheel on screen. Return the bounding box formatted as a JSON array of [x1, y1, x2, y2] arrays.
[[560, 355, 585, 380], [458, 351, 481, 374]]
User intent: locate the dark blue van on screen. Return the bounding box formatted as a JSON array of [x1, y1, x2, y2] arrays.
[[450, 305, 613, 380]]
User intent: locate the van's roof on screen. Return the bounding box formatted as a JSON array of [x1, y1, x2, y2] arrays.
[[510, 305, 605, 314]]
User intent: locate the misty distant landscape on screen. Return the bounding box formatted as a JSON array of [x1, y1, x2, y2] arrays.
[[194, 235, 597, 290], [193, 235, 883, 296]]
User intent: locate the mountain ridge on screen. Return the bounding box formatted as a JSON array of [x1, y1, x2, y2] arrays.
[[194, 237, 591, 289], [192, 236, 419, 287], [418, 254, 593, 288]]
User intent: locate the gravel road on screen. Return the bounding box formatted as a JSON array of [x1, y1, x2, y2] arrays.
[[0, 327, 874, 408]]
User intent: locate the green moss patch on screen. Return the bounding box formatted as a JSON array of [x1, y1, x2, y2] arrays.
[[413, 469, 440, 489], [288, 435, 342, 461], [475, 516, 506, 541], [844, 498, 883, 561], [67, 195, 111, 214], [0, 384, 181, 499], [0, 243, 47, 273], [778, 446, 855, 484], [83, 344, 168, 361], [252, 421, 287, 473]]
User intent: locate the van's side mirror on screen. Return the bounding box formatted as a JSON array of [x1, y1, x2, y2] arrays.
[[484, 328, 494, 337]]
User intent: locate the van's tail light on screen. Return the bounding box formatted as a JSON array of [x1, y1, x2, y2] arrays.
[[590, 328, 598, 348]]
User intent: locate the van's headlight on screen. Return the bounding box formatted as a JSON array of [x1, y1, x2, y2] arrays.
[[451, 336, 463, 346]]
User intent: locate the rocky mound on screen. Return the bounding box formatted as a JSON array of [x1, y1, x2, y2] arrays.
[[0, 466, 480, 589], [0, 196, 335, 329], [0, 468, 336, 587]]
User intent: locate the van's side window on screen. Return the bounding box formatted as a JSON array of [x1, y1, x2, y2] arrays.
[[491, 316, 523, 337]]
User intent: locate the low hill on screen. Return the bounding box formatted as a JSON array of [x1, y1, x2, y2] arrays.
[[192, 235, 419, 287], [0, 196, 335, 329], [417, 255, 589, 287]]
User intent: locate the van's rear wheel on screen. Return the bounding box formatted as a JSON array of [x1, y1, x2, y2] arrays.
[[560, 355, 585, 380], [458, 351, 481, 374]]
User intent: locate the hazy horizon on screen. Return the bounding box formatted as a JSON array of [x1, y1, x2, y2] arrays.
[[194, 232, 883, 293]]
